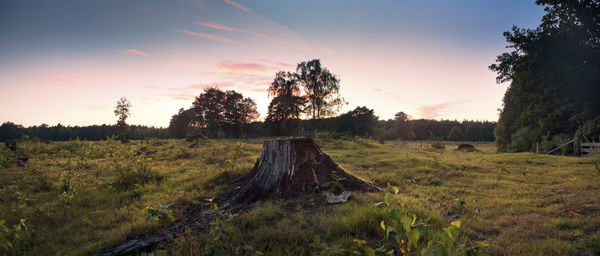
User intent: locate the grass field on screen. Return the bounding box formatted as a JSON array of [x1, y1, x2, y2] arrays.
[[1, 137, 599, 255]]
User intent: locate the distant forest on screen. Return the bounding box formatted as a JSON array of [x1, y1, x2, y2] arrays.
[[0, 117, 494, 142]]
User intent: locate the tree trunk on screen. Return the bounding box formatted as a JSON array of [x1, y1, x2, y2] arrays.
[[228, 138, 378, 205]]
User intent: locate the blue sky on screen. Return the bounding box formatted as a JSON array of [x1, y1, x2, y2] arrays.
[[0, 0, 546, 127]]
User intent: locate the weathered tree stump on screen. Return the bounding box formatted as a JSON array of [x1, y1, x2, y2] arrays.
[[228, 138, 378, 205]]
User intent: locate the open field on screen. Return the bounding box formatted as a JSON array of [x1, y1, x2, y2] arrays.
[[1, 138, 599, 255]]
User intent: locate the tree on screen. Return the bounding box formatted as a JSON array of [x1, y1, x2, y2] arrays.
[[337, 106, 378, 136], [191, 87, 259, 138], [167, 108, 192, 138], [490, 0, 600, 151], [265, 71, 306, 134], [0, 122, 24, 141], [114, 97, 131, 140], [296, 59, 345, 119], [447, 126, 464, 141], [394, 112, 414, 140]]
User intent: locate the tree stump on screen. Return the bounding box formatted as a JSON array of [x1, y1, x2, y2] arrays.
[[228, 138, 378, 205]]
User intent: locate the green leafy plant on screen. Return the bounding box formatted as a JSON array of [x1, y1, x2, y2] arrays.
[[0, 218, 32, 255], [58, 168, 81, 213], [145, 203, 174, 223], [320, 171, 346, 193], [379, 191, 487, 255], [204, 203, 241, 255]]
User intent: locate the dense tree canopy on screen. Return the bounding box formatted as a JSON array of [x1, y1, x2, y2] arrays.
[[266, 72, 305, 121], [171, 87, 259, 138], [490, 0, 600, 151], [337, 106, 378, 136], [167, 108, 192, 138], [296, 59, 345, 119]]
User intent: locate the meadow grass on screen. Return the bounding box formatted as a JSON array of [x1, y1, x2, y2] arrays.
[[1, 138, 598, 255]]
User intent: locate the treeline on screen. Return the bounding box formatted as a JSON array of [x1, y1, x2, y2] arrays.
[[1, 110, 495, 142], [168, 102, 495, 141], [490, 0, 600, 152], [0, 122, 167, 141]]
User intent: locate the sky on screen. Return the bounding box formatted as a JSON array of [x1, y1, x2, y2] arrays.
[[0, 0, 546, 127]]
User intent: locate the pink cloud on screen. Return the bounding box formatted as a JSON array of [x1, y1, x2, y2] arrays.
[[194, 22, 238, 32], [122, 49, 150, 56], [258, 59, 296, 69], [298, 44, 314, 52], [321, 47, 336, 56], [176, 29, 235, 44], [419, 100, 471, 119], [224, 0, 250, 12], [188, 81, 237, 90], [167, 59, 198, 69], [256, 33, 276, 41], [172, 95, 196, 101], [28, 73, 101, 88], [85, 104, 107, 111], [372, 88, 407, 104], [218, 60, 272, 72]]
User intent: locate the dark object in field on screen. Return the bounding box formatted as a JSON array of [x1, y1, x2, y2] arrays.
[[457, 144, 476, 152], [228, 138, 378, 205], [4, 140, 17, 151], [431, 142, 445, 149], [121, 139, 130, 144], [134, 147, 156, 156], [16, 157, 28, 167], [186, 134, 206, 142], [188, 141, 199, 148]]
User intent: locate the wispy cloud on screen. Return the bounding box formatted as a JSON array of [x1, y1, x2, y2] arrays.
[[121, 49, 150, 56], [172, 95, 196, 101], [258, 59, 295, 69], [217, 60, 273, 72], [176, 29, 235, 44], [372, 88, 407, 103], [419, 100, 471, 119], [188, 81, 236, 90], [195, 22, 238, 32], [194, 22, 276, 41], [28, 73, 101, 88], [321, 47, 336, 56], [166, 59, 199, 69], [85, 104, 107, 111], [224, 0, 250, 12]]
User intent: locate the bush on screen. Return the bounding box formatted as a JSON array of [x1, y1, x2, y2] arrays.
[[540, 134, 573, 155], [509, 127, 537, 152], [431, 142, 445, 149], [112, 154, 161, 190]]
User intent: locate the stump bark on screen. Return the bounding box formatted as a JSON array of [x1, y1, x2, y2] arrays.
[[229, 138, 378, 205]]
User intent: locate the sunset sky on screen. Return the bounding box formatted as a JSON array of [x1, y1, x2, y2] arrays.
[[0, 0, 546, 127]]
